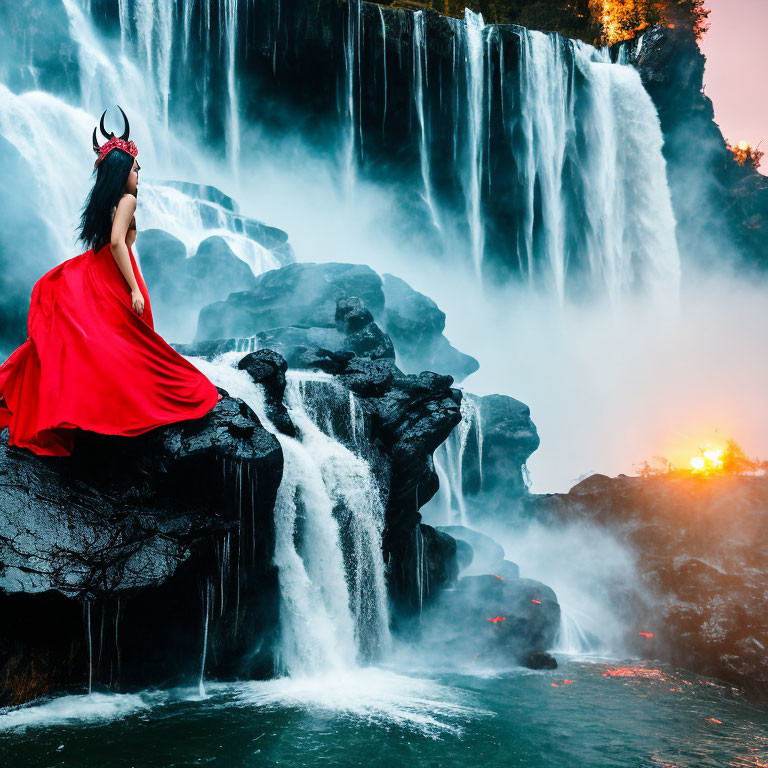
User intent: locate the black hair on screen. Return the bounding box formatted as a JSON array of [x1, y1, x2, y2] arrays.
[[77, 149, 136, 252]]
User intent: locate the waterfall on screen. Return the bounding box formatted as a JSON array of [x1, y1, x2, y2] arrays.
[[462, 10, 487, 281], [188, 355, 392, 677], [1, 0, 679, 306], [199, 580, 212, 698], [413, 11, 441, 234], [342, 0, 362, 198], [224, 0, 241, 179], [424, 396, 483, 526]]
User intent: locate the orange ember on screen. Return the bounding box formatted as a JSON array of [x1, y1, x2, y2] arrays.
[[491, 574, 504, 581], [487, 616, 506, 624], [472, 652, 480, 664], [639, 631, 654, 638], [564, 679, 572, 684], [531, 599, 542, 604], [551, 682, 559, 687], [706, 718, 723, 724], [604, 666, 667, 681]]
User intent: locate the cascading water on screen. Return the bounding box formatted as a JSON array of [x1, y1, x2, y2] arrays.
[[187, 355, 391, 677], [1, 0, 678, 308], [427, 395, 483, 526], [0, 0, 281, 302], [339, 4, 679, 301]]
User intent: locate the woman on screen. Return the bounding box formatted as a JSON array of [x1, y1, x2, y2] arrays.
[[0, 106, 221, 456]]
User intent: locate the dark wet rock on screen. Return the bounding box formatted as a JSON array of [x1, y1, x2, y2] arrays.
[[496, 559, 520, 581], [523, 473, 768, 698], [336, 297, 395, 361], [195, 263, 476, 384], [290, 352, 463, 617], [381, 274, 479, 383], [395, 524, 459, 617], [197, 262, 385, 342], [135, 183, 294, 341], [525, 651, 558, 670], [478, 395, 540, 500], [420, 574, 561, 665], [238, 349, 295, 437], [0, 396, 283, 706], [337, 357, 396, 398]]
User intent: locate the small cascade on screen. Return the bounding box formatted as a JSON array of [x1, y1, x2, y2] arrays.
[[552, 612, 601, 656], [199, 580, 212, 698], [188, 356, 391, 677], [425, 395, 482, 526], [86, 600, 93, 694]]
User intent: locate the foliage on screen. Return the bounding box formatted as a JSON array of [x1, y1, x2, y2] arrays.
[[636, 439, 768, 479]]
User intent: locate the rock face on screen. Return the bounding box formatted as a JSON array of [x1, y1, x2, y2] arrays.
[[622, 25, 768, 270], [523, 473, 768, 698], [195, 262, 477, 382], [381, 274, 479, 382], [420, 574, 560, 667], [0, 396, 283, 706], [297, 355, 465, 616]]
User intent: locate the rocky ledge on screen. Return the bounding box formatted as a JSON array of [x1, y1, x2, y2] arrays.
[[0, 396, 282, 705], [523, 472, 768, 699]]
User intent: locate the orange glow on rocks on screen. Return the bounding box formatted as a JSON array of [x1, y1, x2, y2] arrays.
[[604, 666, 667, 681], [487, 616, 506, 624]]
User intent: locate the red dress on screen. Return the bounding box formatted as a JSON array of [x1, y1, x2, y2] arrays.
[[0, 242, 221, 456]]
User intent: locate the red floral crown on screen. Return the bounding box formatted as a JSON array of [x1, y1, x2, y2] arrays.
[[92, 106, 138, 168]]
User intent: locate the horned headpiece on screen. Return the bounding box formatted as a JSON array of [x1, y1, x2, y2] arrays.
[[92, 106, 138, 168]]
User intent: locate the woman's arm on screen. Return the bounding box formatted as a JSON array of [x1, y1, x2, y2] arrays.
[[110, 195, 143, 316]]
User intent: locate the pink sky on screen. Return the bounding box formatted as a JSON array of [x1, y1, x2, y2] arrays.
[[699, 0, 768, 150]]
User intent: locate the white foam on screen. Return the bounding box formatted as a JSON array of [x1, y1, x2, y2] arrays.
[[0, 691, 167, 732], [227, 667, 489, 737]]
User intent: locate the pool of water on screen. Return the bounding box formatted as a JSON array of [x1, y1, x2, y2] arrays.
[[2, 658, 767, 768]]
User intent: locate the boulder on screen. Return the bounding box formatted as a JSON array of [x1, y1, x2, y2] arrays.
[[0, 395, 283, 705], [420, 574, 561, 666], [237, 349, 295, 437], [194, 263, 478, 384], [196, 262, 385, 341], [381, 273, 479, 382], [187, 236, 258, 305]]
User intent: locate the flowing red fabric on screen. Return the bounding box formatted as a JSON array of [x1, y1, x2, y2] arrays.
[[0, 243, 220, 456]]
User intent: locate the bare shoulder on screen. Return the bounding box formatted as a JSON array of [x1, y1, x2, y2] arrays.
[[117, 193, 137, 213]]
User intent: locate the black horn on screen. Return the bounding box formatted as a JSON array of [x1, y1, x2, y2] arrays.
[[99, 110, 113, 140], [117, 105, 130, 140], [92, 126, 101, 154]]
